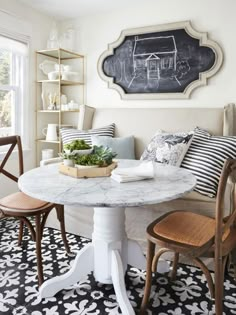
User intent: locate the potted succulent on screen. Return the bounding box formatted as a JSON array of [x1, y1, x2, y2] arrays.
[[59, 151, 76, 167], [75, 146, 117, 168], [63, 139, 93, 155]]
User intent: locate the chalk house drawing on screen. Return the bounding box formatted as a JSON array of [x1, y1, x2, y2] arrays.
[[97, 21, 223, 99], [130, 35, 179, 88]]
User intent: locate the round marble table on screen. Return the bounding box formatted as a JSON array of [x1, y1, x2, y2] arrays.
[[18, 160, 196, 315]]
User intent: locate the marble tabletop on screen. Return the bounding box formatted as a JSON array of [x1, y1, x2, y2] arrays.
[[18, 160, 196, 208]]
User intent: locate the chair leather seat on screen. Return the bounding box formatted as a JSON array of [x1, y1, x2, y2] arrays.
[[153, 211, 216, 247], [0, 192, 51, 212], [0, 135, 70, 286]]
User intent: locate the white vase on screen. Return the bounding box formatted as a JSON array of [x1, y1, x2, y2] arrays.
[[63, 159, 74, 167]]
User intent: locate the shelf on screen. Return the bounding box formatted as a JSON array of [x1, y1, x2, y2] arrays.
[[61, 110, 80, 113], [37, 109, 80, 113], [37, 139, 60, 144], [61, 81, 83, 86], [36, 48, 84, 60], [37, 110, 60, 113], [37, 80, 84, 86]]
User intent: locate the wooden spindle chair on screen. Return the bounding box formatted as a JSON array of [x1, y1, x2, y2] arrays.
[[140, 158, 236, 315], [0, 135, 70, 286]]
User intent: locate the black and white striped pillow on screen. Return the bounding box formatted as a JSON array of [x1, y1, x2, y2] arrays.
[[60, 123, 115, 146], [181, 127, 236, 198]]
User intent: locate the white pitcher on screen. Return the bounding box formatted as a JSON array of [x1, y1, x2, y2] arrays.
[[42, 124, 58, 141]]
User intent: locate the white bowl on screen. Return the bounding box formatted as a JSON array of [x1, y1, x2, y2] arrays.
[[48, 71, 59, 80], [72, 148, 93, 156], [63, 65, 72, 72], [64, 148, 93, 155], [61, 72, 69, 80]]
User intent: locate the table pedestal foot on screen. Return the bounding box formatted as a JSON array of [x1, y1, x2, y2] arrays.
[[111, 250, 136, 315], [39, 243, 94, 298], [40, 207, 143, 314]]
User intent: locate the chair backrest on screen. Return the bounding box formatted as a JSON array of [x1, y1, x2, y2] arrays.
[[215, 159, 236, 255], [0, 135, 23, 183]]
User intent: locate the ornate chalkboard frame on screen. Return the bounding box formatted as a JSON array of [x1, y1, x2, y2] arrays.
[[97, 21, 223, 99]]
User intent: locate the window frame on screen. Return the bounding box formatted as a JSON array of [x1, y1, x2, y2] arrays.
[[0, 33, 30, 154]]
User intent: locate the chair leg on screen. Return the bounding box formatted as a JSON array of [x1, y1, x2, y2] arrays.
[[35, 214, 44, 286], [170, 252, 179, 280], [152, 248, 171, 272], [56, 205, 70, 254], [18, 217, 36, 242], [18, 220, 24, 246], [230, 248, 236, 280], [140, 240, 155, 315], [40, 211, 51, 239], [193, 257, 215, 299], [214, 255, 224, 315]]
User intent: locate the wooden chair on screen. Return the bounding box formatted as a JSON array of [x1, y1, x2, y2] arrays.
[[140, 158, 236, 315], [0, 135, 70, 286]]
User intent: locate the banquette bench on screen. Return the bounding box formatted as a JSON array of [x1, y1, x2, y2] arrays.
[[45, 103, 236, 252]]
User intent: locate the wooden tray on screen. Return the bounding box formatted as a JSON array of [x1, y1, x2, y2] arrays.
[[59, 162, 117, 178]]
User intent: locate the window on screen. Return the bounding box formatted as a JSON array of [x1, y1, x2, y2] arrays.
[[135, 59, 145, 68], [0, 35, 28, 149]]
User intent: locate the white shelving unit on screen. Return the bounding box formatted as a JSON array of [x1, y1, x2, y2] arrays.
[[35, 48, 85, 165]]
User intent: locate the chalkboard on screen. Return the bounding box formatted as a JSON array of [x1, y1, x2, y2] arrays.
[[98, 21, 223, 99]]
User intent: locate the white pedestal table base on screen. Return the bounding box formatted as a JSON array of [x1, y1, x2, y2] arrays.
[[39, 207, 146, 315]]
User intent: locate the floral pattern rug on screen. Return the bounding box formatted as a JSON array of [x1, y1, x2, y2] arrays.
[[0, 217, 236, 315]]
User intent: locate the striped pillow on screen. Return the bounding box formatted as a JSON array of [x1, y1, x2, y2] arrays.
[[181, 127, 236, 198], [60, 123, 115, 146]]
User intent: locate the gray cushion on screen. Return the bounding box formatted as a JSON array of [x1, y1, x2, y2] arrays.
[[91, 135, 135, 159]]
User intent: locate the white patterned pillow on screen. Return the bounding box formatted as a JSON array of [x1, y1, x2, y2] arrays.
[[60, 123, 115, 146], [141, 130, 194, 166], [181, 127, 236, 198]]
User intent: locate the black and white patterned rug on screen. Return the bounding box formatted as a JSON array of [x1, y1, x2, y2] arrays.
[[0, 218, 236, 315]]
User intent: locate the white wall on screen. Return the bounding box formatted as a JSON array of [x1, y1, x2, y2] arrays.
[[66, 0, 235, 109], [0, 0, 52, 196]]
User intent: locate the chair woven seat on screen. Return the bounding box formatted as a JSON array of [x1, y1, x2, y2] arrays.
[[140, 159, 236, 315], [153, 211, 215, 247]]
